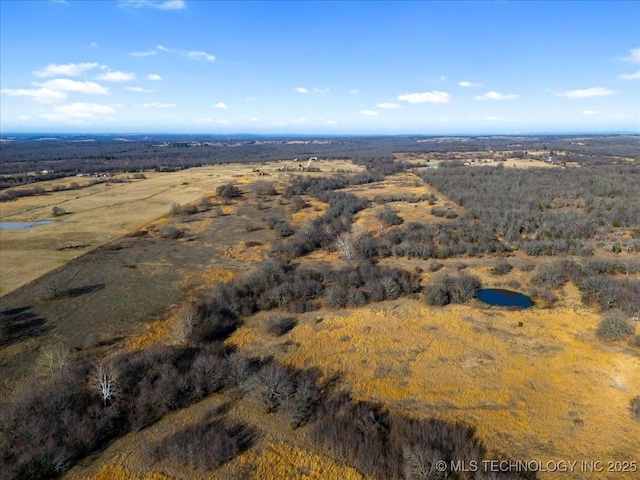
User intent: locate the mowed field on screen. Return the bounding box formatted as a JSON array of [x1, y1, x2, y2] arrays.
[[0, 159, 360, 296]]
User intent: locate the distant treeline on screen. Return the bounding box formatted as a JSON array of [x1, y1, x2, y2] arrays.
[[1, 134, 637, 187]]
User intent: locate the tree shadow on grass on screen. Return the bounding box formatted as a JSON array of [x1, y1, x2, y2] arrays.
[[0, 306, 50, 347], [65, 283, 106, 298]]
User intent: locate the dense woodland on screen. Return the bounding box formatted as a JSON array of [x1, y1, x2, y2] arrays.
[[1, 135, 639, 479]]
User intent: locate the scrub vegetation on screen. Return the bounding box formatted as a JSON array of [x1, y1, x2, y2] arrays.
[[1, 134, 638, 479]]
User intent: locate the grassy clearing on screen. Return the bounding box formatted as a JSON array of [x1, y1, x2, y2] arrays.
[[254, 298, 639, 472], [1, 166, 231, 295], [0, 160, 362, 296]]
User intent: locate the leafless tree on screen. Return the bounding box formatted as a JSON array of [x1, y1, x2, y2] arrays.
[[402, 445, 446, 480], [90, 361, 119, 407], [249, 363, 294, 413], [173, 300, 200, 344], [39, 343, 70, 384], [335, 232, 356, 261], [226, 353, 252, 394], [380, 277, 400, 299]]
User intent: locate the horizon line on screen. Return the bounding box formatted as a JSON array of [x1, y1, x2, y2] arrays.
[[2, 130, 639, 138]]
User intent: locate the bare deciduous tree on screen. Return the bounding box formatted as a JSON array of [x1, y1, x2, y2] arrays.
[[335, 232, 356, 262], [402, 445, 446, 480], [90, 361, 119, 406], [173, 300, 200, 344], [249, 363, 294, 413], [39, 343, 70, 384], [226, 353, 252, 395]]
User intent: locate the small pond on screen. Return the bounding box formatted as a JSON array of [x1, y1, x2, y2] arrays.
[[476, 288, 534, 308], [0, 220, 56, 230]]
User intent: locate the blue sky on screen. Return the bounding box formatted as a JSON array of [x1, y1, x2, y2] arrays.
[[1, 0, 639, 134]]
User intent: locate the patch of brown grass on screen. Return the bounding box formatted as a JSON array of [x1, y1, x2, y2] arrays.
[[270, 299, 640, 469], [221, 244, 267, 262], [85, 464, 171, 480], [290, 198, 327, 227], [235, 442, 365, 480], [125, 317, 173, 352]]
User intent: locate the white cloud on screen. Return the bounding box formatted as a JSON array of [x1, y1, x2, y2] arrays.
[[216, 119, 231, 125], [147, 74, 163, 81], [156, 0, 185, 9], [136, 45, 216, 63], [326, 120, 338, 125], [458, 81, 481, 88], [96, 71, 136, 82], [118, 0, 186, 10], [290, 117, 307, 124], [474, 91, 519, 101], [295, 86, 328, 95], [214, 102, 228, 109], [619, 71, 640, 80], [376, 102, 401, 109], [621, 47, 640, 63], [583, 110, 598, 115], [131, 50, 157, 57], [555, 87, 617, 98], [272, 121, 287, 126], [89, 42, 98, 48], [127, 86, 153, 93], [349, 89, 360, 95], [142, 102, 176, 108], [195, 117, 213, 123], [251, 117, 259, 121], [41, 102, 115, 120], [1, 87, 67, 102], [187, 50, 215, 62], [33, 62, 99, 78], [397, 91, 451, 104], [360, 110, 378, 116], [35, 79, 109, 94]]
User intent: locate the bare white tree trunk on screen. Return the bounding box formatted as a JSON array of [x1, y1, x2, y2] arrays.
[[90, 362, 118, 407], [335, 232, 356, 261]]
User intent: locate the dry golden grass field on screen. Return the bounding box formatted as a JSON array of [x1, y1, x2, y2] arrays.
[[222, 173, 640, 479], [1, 157, 638, 480], [0, 159, 362, 296]]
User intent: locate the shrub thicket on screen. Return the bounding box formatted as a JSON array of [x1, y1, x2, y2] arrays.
[[595, 312, 635, 341], [423, 273, 482, 306], [146, 416, 254, 471], [216, 183, 241, 199]]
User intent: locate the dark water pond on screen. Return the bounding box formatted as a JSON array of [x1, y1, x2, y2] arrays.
[[0, 220, 56, 230], [476, 289, 534, 308]]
